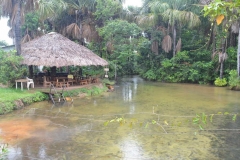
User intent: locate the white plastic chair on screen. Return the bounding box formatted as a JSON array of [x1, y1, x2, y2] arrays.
[[26, 77, 34, 90]]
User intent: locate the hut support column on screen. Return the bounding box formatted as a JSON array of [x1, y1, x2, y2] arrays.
[[51, 67, 56, 77], [29, 65, 33, 78]]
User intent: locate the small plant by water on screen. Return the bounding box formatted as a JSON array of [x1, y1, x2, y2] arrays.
[[0, 143, 8, 160], [228, 70, 240, 90], [104, 110, 238, 134], [214, 77, 227, 87]]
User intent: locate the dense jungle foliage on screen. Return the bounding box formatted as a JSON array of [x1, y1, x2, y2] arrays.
[[0, 0, 240, 88]]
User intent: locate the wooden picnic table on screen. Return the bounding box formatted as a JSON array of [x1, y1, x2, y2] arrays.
[[15, 79, 28, 91]]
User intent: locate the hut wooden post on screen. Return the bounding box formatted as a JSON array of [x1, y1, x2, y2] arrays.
[[29, 65, 33, 78], [51, 67, 56, 77]]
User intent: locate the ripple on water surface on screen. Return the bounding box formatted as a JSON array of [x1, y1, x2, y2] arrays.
[[1, 76, 240, 159]]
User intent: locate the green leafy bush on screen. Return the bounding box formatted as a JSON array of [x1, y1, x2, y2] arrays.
[[158, 51, 191, 82], [158, 50, 216, 84], [143, 69, 157, 81], [0, 50, 28, 86], [0, 102, 14, 114], [101, 78, 115, 85], [228, 70, 240, 90], [32, 92, 48, 102], [91, 86, 106, 96], [214, 77, 227, 87]]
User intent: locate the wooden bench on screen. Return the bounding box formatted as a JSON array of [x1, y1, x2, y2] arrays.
[[79, 79, 88, 85]]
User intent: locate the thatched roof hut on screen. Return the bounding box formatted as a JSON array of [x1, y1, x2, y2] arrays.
[[21, 32, 108, 67]]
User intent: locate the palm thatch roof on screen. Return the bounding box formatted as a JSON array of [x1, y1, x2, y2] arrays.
[[21, 32, 108, 67]]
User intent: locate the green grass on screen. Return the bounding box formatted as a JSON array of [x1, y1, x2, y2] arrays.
[[0, 87, 48, 114], [0, 85, 107, 114], [0, 88, 36, 102]]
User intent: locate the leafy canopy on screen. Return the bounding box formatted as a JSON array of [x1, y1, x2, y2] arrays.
[[0, 50, 27, 86], [94, 0, 122, 21], [203, 0, 240, 25]]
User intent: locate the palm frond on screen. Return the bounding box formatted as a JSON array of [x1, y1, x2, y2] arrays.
[[150, 2, 169, 14], [62, 27, 67, 36], [68, 0, 96, 12], [107, 41, 114, 54], [86, 23, 100, 42], [162, 35, 172, 53], [136, 14, 155, 27], [66, 23, 81, 39], [25, 0, 35, 12], [180, 11, 201, 28], [157, 26, 167, 35], [21, 34, 31, 43], [212, 51, 218, 60], [162, 9, 175, 25], [176, 38, 181, 53], [8, 28, 14, 38], [37, 0, 68, 20], [213, 51, 228, 63], [10, 3, 18, 26], [231, 22, 239, 34], [151, 40, 159, 55], [220, 52, 228, 62], [199, 0, 213, 5], [82, 24, 92, 42], [0, 0, 12, 16]]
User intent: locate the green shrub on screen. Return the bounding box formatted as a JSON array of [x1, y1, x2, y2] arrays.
[[228, 70, 240, 90], [0, 50, 28, 86], [91, 86, 105, 96], [101, 78, 115, 85], [143, 69, 157, 81], [32, 92, 48, 102], [0, 102, 14, 114], [22, 97, 34, 105], [214, 77, 227, 87]]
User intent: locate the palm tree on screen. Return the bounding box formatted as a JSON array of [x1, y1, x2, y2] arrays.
[[0, 0, 22, 55], [238, 26, 240, 77], [63, 0, 97, 41], [0, 0, 67, 55], [137, 0, 201, 56]]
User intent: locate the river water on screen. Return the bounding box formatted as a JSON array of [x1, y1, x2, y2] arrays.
[[0, 76, 240, 160]]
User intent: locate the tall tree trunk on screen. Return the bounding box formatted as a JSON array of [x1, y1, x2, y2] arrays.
[[14, 0, 22, 56], [220, 38, 226, 79], [220, 62, 224, 79], [212, 23, 216, 53], [229, 32, 234, 47], [212, 30, 216, 53], [207, 23, 215, 50], [173, 26, 176, 57], [237, 27, 240, 77]]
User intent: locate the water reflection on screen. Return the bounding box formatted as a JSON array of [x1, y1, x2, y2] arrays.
[[120, 138, 144, 159], [122, 82, 133, 102], [0, 76, 240, 159], [8, 147, 22, 159], [129, 104, 135, 114], [38, 144, 47, 159], [121, 76, 141, 102]]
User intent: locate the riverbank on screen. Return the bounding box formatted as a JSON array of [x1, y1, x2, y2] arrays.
[[0, 83, 107, 115]]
